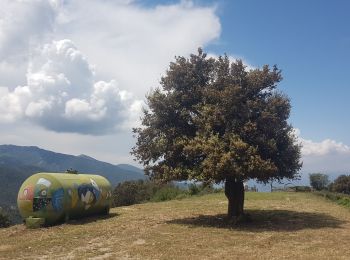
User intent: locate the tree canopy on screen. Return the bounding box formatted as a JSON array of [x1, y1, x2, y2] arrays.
[[309, 173, 329, 191], [132, 49, 302, 219]]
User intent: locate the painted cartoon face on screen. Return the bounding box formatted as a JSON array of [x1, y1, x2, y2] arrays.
[[78, 179, 101, 210], [33, 178, 52, 212], [18, 186, 34, 200]]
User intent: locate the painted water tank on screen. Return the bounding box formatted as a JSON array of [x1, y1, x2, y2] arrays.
[[17, 172, 112, 225]]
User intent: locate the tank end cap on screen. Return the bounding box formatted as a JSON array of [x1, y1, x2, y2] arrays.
[[25, 217, 45, 229]]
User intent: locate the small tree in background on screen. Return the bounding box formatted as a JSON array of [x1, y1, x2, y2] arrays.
[[132, 49, 302, 221], [309, 173, 329, 191], [330, 175, 350, 194]]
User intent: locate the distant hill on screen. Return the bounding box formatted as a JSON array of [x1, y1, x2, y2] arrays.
[[0, 144, 145, 208]]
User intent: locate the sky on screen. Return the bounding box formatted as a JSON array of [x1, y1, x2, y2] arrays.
[[0, 0, 349, 177]]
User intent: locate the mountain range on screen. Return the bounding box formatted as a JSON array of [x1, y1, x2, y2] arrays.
[[0, 144, 145, 208]]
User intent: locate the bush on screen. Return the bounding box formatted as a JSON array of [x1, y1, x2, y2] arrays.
[[113, 180, 155, 207], [315, 191, 350, 208], [0, 209, 11, 228], [330, 175, 350, 194], [188, 183, 216, 196], [112, 180, 223, 207], [151, 186, 183, 202], [292, 186, 312, 192], [188, 183, 201, 195], [113, 180, 188, 207]]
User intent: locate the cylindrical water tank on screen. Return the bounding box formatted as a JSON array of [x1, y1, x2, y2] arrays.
[[17, 172, 112, 225]]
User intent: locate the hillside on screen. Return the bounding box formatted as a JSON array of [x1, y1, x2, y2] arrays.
[[0, 145, 145, 209], [1, 192, 350, 259]]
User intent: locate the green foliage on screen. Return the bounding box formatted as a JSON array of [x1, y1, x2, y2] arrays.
[[188, 183, 201, 195], [315, 191, 350, 208], [66, 168, 79, 174], [291, 186, 312, 192], [112, 180, 155, 207], [151, 186, 183, 202], [112, 180, 220, 207], [132, 49, 302, 184], [330, 175, 350, 194], [0, 209, 11, 228], [309, 173, 329, 190]]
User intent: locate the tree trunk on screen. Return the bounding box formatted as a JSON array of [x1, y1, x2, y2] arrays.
[[224, 178, 244, 219]]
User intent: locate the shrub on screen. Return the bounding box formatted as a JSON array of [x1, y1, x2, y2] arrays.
[[113, 180, 155, 207], [112, 180, 223, 207], [315, 191, 350, 208], [330, 175, 350, 194], [188, 183, 216, 196], [151, 186, 183, 202], [291, 186, 311, 192], [188, 183, 201, 195], [113, 180, 188, 207], [0, 209, 11, 228]]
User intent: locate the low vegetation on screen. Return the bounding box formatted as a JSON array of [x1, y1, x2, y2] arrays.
[[0, 209, 11, 228], [309, 173, 350, 195], [314, 191, 350, 208], [329, 175, 350, 194], [112, 180, 217, 207], [1, 192, 350, 259]]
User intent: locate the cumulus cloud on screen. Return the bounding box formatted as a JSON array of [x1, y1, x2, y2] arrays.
[[0, 40, 142, 134], [56, 0, 221, 97], [292, 129, 350, 173], [294, 128, 350, 156], [0, 0, 221, 135]]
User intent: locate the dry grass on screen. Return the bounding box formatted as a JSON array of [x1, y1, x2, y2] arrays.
[[1, 192, 350, 259]]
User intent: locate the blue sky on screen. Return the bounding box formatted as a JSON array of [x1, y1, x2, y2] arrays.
[[0, 0, 349, 174], [209, 0, 350, 144], [143, 0, 350, 143]]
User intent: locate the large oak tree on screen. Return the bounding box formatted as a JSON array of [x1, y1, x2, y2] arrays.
[[132, 49, 302, 220]]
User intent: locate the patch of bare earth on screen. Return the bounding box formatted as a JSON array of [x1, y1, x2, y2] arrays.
[[1, 192, 350, 259]]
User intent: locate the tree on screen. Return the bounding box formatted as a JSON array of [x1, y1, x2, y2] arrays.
[[309, 173, 329, 190], [330, 175, 350, 194], [132, 49, 302, 220]]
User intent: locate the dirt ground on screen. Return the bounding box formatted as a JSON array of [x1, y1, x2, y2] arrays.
[[1, 192, 350, 259]]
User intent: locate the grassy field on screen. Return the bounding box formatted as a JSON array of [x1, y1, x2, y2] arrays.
[[1, 192, 350, 259]]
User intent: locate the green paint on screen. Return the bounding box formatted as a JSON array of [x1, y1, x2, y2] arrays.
[[25, 217, 45, 229], [17, 173, 112, 226]]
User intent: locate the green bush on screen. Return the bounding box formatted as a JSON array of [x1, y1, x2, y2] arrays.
[[112, 180, 155, 207], [0, 209, 11, 228], [112, 180, 223, 207], [188, 183, 216, 196], [292, 186, 312, 192], [315, 191, 350, 208], [151, 186, 183, 202], [330, 175, 350, 194], [188, 183, 201, 195]]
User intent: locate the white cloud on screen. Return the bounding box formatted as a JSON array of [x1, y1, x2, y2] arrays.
[[0, 40, 142, 134], [0, 0, 221, 136], [294, 128, 350, 156], [301, 138, 350, 156], [292, 129, 350, 173], [0, 0, 58, 62], [55, 0, 221, 97]]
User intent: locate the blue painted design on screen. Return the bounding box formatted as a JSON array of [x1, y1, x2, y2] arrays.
[[52, 188, 64, 212]]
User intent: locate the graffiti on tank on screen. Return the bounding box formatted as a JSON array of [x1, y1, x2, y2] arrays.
[[52, 188, 64, 212], [78, 179, 101, 210], [18, 186, 34, 200], [33, 178, 52, 212], [70, 184, 79, 208]]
